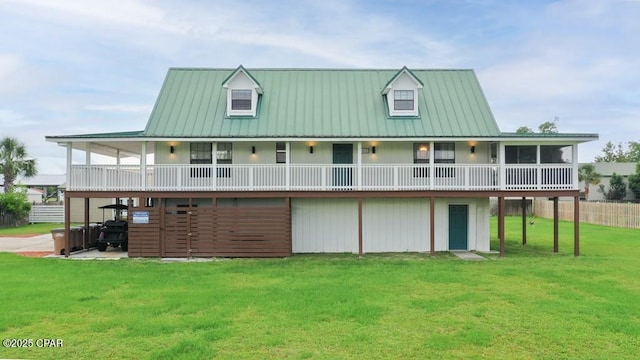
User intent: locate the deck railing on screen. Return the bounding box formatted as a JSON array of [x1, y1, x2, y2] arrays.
[[68, 163, 575, 191]]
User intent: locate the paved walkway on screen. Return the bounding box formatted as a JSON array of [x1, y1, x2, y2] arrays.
[[0, 234, 53, 252], [450, 250, 487, 261]]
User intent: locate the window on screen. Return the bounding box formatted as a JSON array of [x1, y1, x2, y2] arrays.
[[190, 143, 212, 164], [276, 142, 286, 164], [190, 143, 212, 178], [434, 143, 455, 163], [231, 89, 252, 110], [216, 142, 232, 178], [505, 146, 536, 164], [541, 145, 572, 164], [394, 90, 414, 110], [413, 143, 455, 177], [414, 143, 429, 164]]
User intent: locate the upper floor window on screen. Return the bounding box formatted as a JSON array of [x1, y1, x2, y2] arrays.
[[505, 145, 536, 164], [216, 142, 233, 164], [414, 143, 429, 164], [394, 90, 414, 111], [190, 143, 212, 164], [231, 90, 252, 110], [276, 142, 286, 163], [434, 143, 455, 163]]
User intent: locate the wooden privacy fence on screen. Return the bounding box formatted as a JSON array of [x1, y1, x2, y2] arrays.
[[534, 199, 640, 229], [29, 205, 64, 223]]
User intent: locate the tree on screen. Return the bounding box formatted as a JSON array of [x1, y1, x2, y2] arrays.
[[594, 141, 640, 163], [538, 118, 559, 134], [0, 137, 37, 193], [598, 173, 627, 201], [516, 126, 534, 134], [578, 164, 601, 200], [628, 163, 640, 199]]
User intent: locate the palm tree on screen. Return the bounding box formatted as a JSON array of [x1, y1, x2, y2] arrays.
[[0, 137, 37, 193], [578, 164, 601, 200]]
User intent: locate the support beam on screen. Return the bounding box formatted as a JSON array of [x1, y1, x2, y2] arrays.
[[574, 195, 580, 257], [554, 197, 559, 253], [430, 196, 435, 257], [286, 197, 292, 256], [499, 196, 505, 257], [358, 197, 363, 257], [84, 198, 90, 250], [522, 197, 527, 245]]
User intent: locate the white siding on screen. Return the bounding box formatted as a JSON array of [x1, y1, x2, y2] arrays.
[[362, 198, 429, 252], [292, 198, 358, 253], [433, 198, 490, 251]]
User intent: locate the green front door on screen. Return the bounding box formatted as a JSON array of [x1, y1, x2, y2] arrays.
[[333, 144, 353, 187], [448, 205, 468, 250]]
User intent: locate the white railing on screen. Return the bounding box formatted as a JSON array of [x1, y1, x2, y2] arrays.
[[68, 163, 575, 192]]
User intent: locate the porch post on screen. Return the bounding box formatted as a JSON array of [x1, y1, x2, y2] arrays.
[[141, 142, 147, 191], [285, 142, 291, 190], [64, 194, 70, 258], [85, 143, 91, 165], [499, 196, 505, 257], [522, 197, 527, 245], [66, 143, 72, 190], [554, 197, 559, 253], [572, 145, 579, 190], [212, 142, 217, 191], [430, 196, 435, 256], [357, 142, 362, 190], [358, 197, 363, 257], [574, 195, 580, 256], [429, 141, 435, 190], [499, 143, 506, 190]]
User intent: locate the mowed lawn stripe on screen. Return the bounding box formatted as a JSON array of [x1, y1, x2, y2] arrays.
[[0, 216, 639, 359]]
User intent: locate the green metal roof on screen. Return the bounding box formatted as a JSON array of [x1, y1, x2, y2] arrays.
[[143, 68, 502, 138]]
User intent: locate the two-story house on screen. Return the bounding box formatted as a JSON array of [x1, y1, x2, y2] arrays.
[[46, 66, 598, 258]]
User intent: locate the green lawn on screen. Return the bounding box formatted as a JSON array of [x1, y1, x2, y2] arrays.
[[0, 223, 69, 236], [1, 217, 639, 359]]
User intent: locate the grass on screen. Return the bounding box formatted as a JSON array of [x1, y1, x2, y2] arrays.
[[0, 223, 70, 236], [1, 216, 639, 359]]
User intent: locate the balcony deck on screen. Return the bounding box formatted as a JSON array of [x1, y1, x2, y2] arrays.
[[68, 163, 576, 192]]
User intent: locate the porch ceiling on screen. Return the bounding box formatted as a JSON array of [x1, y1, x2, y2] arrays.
[[56, 140, 147, 158]]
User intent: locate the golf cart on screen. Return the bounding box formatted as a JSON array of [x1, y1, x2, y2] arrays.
[[96, 204, 128, 252]]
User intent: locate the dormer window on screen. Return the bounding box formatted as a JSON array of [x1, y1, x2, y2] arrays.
[[394, 90, 414, 111], [231, 89, 252, 110], [222, 65, 263, 117], [382, 66, 423, 117]]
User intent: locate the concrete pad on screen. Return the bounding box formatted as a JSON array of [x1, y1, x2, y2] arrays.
[[0, 234, 53, 252], [450, 251, 486, 261]]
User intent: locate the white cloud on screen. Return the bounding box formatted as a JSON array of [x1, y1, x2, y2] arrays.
[[84, 104, 153, 113]]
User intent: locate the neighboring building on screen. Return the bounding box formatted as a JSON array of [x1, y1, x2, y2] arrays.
[[578, 162, 637, 201], [0, 186, 43, 203], [14, 174, 66, 202], [46, 66, 598, 257]]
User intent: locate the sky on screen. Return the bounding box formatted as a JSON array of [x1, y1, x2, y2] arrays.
[[1, 0, 638, 174]]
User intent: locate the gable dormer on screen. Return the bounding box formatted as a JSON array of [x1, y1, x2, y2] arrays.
[[222, 65, 263, 117], [381, 66, 423, 117]]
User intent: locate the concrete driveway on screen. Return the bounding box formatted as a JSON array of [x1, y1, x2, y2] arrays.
[[0, 234, 53, 252], [0, 234, 127, 259]]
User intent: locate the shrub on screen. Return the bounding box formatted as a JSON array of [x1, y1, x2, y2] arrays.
[[598, 173, 627, 201], [0, 187, 32, 227]]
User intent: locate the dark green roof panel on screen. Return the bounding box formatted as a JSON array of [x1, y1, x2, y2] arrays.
[[144, 68, 502, 138]]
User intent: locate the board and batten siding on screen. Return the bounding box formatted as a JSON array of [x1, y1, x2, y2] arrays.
[[291, 198, 358, 253], [292, 197, 490, 254], [432, 198, 490, 252], [362, 198, 430, 252]]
